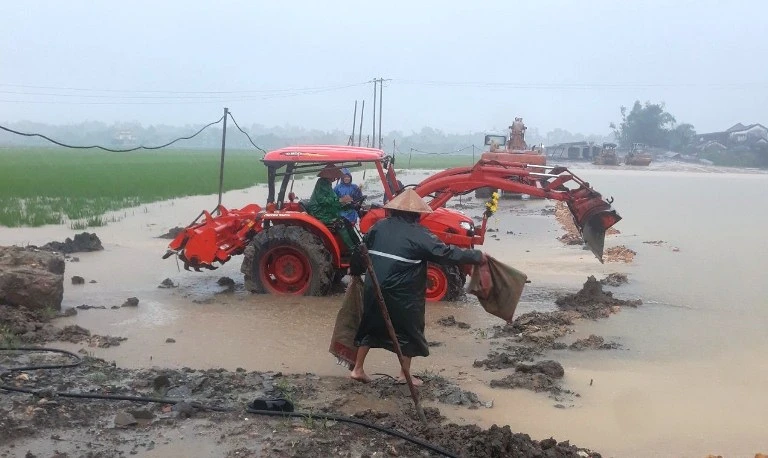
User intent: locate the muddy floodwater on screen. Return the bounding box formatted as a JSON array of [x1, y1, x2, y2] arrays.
[[2, 165, 767, 457]]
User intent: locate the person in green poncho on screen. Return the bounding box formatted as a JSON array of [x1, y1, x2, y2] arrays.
[[307, 165, 358, 251]]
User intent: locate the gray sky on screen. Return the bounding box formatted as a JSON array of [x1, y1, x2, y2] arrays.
[[2, 0, 766, 135]]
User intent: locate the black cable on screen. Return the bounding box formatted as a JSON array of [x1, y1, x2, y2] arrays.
[[227, 112, 266, 153], [0, 116, 224, 152], [0, 347, 457, 457], [245, 408, 459, 458]]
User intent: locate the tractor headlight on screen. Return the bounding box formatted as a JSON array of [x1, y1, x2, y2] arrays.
[[459, 221, 473, 231]]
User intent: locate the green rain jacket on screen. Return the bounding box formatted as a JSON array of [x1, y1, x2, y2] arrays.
[[307, 178, 342, 224]]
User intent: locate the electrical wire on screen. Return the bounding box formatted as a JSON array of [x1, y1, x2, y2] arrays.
[[1, 346, 458, 457], [0, 81, 370, 95], [0, 116, 223, 152], [227, 112, 266, 153]]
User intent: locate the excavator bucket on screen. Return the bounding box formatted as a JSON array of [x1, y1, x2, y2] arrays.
[[581, 209, 621, 263], [567, 193, 622, 263]]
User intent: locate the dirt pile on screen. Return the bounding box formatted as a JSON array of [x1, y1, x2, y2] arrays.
[[473, 276, 640, 399], [600, 272, 628, 286], [555, 276, 641, 319], [0, 354, 600, 457], [39, 232, 103, 254], [0, 246, 64, 312], [569, 335, 621, 351], [437, 315, 471, 329], [603, 245, 636, 263]]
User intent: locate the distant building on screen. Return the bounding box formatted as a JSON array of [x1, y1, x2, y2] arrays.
[[114, 130, 136, 145], [693, 123, 768, 154]]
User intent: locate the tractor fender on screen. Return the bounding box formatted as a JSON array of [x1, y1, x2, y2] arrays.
[[261, 213, 343, 267]]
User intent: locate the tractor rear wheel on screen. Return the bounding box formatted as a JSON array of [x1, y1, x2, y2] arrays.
[[426, 263, 465, 302], [241, 225, 333, 296]]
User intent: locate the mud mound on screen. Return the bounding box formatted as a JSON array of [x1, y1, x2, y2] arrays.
[[555, 276, 641, 319], [0, 246, 64, 312], [603, 245, 636, 263], [40, 232, 103, 254], [474, 345, 542, 370], [570, 335, 621, 351], [600, 272, 628, 286], [437, 315, 470, 329]]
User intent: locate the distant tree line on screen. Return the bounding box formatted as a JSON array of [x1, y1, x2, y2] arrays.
[[610, 100, 767, 168]]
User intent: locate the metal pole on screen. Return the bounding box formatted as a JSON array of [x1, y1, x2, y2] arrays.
[[378, 78, 383, 149], [358, 100, 365, 147], [358, 245, 427, 424], [217, 107, 229, 211], [472, 144, 475, 164], [350, 100, 358, 146], [371, 79, 377, 150]]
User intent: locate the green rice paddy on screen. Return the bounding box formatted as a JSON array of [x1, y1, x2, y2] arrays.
[[0, 147, 472, 228]]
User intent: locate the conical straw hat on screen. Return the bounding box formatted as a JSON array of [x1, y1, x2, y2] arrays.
[[384, 189, 433, 214]]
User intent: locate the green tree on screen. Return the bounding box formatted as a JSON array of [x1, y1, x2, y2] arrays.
[[667, 123, 697, 152], [610, 101, 677, 148]]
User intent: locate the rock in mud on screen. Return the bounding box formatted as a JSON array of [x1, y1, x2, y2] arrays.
[[570, 335, 621, 351], [437, 315, 470, 329], [515, 360, 565, 378], [158, 227, 184, 239], [217, 276, 235, 287], [172, 401, 197, 419], [76, 304, 105, 310], [0, 246, 65, 312], [555, 276, 641, 319], [114, 411, 138, 427], [41, 232, 103, 254], [71, 276, 85, 285], [600, 273, 628, 286], [158, 278, 176, 289], [121, 297, 139, 307]]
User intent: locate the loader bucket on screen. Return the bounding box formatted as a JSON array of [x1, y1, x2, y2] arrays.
[[581, 209, 621, 263], [567, 194, 622, 263]]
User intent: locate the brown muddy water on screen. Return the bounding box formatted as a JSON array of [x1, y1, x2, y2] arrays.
[[2, 165, 767, 457]]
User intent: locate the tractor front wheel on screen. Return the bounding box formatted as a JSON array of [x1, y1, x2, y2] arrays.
[[242, 225, 333, 296], [426, 263, 465, 302]]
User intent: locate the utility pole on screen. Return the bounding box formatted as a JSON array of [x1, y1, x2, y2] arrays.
[[371, 79, 377, 150], [378, 77, 383, 149], [358, 100, 365, 147], [349, 100, 358, 146], [217, 107, 229, 211]]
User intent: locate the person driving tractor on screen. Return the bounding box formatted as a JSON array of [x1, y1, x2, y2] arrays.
[[333, 168, 363, 224], [307, 164, 359, 251]]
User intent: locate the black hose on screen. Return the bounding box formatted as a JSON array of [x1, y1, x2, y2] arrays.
[[245, 408, 459, 458], [1, 347, 458, 457]]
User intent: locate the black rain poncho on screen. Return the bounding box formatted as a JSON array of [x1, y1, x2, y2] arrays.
[[354, 214, 483, 357]]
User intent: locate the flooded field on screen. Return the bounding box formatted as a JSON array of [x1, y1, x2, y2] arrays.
[[2, 164, 767, 457]]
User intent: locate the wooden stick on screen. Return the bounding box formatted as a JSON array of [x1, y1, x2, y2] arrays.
[[358, 244, 427, 423]]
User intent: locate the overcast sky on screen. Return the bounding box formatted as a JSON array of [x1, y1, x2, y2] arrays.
[[2, 0, 766, 135]]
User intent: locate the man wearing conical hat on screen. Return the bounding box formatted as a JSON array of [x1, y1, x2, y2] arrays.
[[350, 189, 487, 384]]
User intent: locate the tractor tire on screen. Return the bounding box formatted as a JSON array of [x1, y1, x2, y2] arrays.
[[241, 225, 334, 296], [426, 263, 466, 302], [475, 187, 497, 199]]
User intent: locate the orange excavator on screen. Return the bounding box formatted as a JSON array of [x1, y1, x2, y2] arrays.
[[476, 118, 547, 198], [164, 145, 621, 301]]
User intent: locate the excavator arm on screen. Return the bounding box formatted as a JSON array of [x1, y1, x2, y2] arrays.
[[413, 160, 621, 262]]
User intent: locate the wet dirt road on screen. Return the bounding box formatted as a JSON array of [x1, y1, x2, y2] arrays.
[[2, 165, 767, 457]]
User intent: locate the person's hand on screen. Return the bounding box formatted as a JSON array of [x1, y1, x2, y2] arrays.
[[340, 195, 353, 203]]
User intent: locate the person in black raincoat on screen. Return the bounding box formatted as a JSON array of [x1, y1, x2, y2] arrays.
[[350, 189, 486, 385]]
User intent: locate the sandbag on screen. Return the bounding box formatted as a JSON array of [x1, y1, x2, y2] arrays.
[[329, 276, 364, 369], [467, 256, 527, 322]]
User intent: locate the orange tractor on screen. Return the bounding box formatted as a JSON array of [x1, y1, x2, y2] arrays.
[[164, 145, 621, 301]]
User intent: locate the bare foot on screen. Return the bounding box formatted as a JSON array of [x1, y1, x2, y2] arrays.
[[349, 369, 372, 384], [396, 375, 423, 387]]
